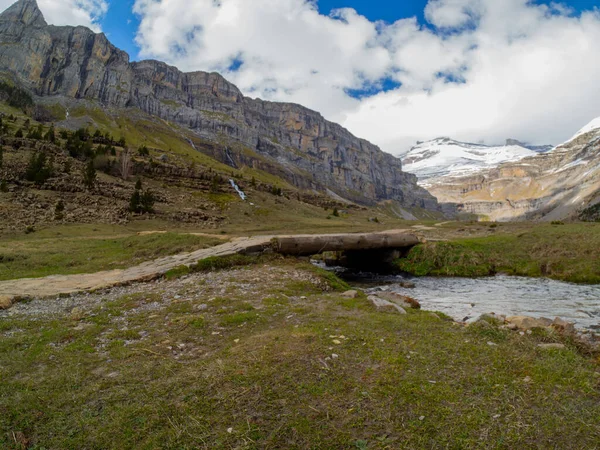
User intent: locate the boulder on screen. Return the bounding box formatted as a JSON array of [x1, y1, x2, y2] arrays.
[[552, 317, 576, 335], [506, 316, 553, 330], [376, 292, 421, 309], [367, 295, 407, 314], [0, 295, 13, 310], [399, 281, 416, 289], [341, 290, 359, 299]]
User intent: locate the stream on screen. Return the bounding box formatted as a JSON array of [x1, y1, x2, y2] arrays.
[[325, 266, 600, 331]]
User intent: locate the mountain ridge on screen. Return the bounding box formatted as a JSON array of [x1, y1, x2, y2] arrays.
[[0, 0, 438, 210], [401, 137, 543, 183]]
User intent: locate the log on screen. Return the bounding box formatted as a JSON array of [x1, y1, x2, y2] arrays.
[[273, 231, 421, 256]]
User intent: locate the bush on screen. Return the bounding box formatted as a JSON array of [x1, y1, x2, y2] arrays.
[[138, 145, 150, 156], [55, 199, 65, 220]]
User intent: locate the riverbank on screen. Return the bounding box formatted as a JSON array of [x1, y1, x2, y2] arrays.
[[396, 222, 600, 284], [1, 258, 599, 449]]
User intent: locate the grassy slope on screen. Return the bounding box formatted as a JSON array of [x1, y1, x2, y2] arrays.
[[0, 260, 598, 449], [397, 223, 600, 284], [0, 225, 223, 280]]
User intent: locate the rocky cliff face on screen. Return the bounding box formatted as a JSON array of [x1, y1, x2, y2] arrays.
[[0, 0, 438, 209], [425, 121, 600, 221]]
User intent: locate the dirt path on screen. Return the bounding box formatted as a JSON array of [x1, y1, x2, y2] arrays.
[[0, 230, 417, 305], [0, 236, 273, 301]]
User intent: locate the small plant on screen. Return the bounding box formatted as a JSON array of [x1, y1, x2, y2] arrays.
[[138, 145, 150, 156], [0, 180, 8, 193], [210, 175, 221, 193], [14, 128, 23, 138], [332, 207, 339, 217], [0, 145, 3, 169], [54, 199, 65, 220]]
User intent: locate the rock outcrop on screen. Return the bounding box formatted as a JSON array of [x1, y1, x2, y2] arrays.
[[0, 0, 438, 209]]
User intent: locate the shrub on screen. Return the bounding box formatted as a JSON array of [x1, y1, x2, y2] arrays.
[[55, 199, 65, 220], [138, 145, 150, 156]]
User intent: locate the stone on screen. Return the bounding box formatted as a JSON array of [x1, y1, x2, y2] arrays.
[[506, 316, 553, 331], [0, 295, 13, 310], [368, 295, 407, 314], [376, 291, 421, 309], [69, 307, 85, 320], [538, 343, 566, 350], [399, 281, 416, 289], [552, 317, 576, 335], [341, 290, 359, 299]]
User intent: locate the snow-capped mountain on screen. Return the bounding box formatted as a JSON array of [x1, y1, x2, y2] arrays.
[[401, 138, 542, 182], [560, 116, 600, 146], [421, 117, 600, 222]]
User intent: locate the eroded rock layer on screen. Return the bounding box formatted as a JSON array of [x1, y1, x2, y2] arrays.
[[0, 0, 438, 209]]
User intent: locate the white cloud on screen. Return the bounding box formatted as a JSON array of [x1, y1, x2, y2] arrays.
[[0, 0, 108, 31], [131, 0, 600, 155]]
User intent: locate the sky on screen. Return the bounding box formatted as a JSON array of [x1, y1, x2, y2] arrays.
[[2, 0, 600, 155]]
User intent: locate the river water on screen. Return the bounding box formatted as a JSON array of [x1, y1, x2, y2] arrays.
[[332, 268, 600, 331]]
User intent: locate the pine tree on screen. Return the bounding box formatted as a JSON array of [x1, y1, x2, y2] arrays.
[[25, 152, 51, 185], [44, 125, 56, 143], [83, 160, 96, 190]]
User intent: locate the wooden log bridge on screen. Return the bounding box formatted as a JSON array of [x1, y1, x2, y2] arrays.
[[0, 230, 420, 303], [272, 230, 421, 256]]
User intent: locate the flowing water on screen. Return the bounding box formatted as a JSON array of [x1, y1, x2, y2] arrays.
[[329, 266, 600, 330]]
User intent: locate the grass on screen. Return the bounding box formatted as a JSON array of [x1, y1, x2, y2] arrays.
[[396, 222, 600, 283], [0, 227, 223, 280], [0, 260, 599, 449]]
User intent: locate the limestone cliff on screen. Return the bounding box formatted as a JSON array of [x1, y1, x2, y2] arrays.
[[0, 0, 438, 210]]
